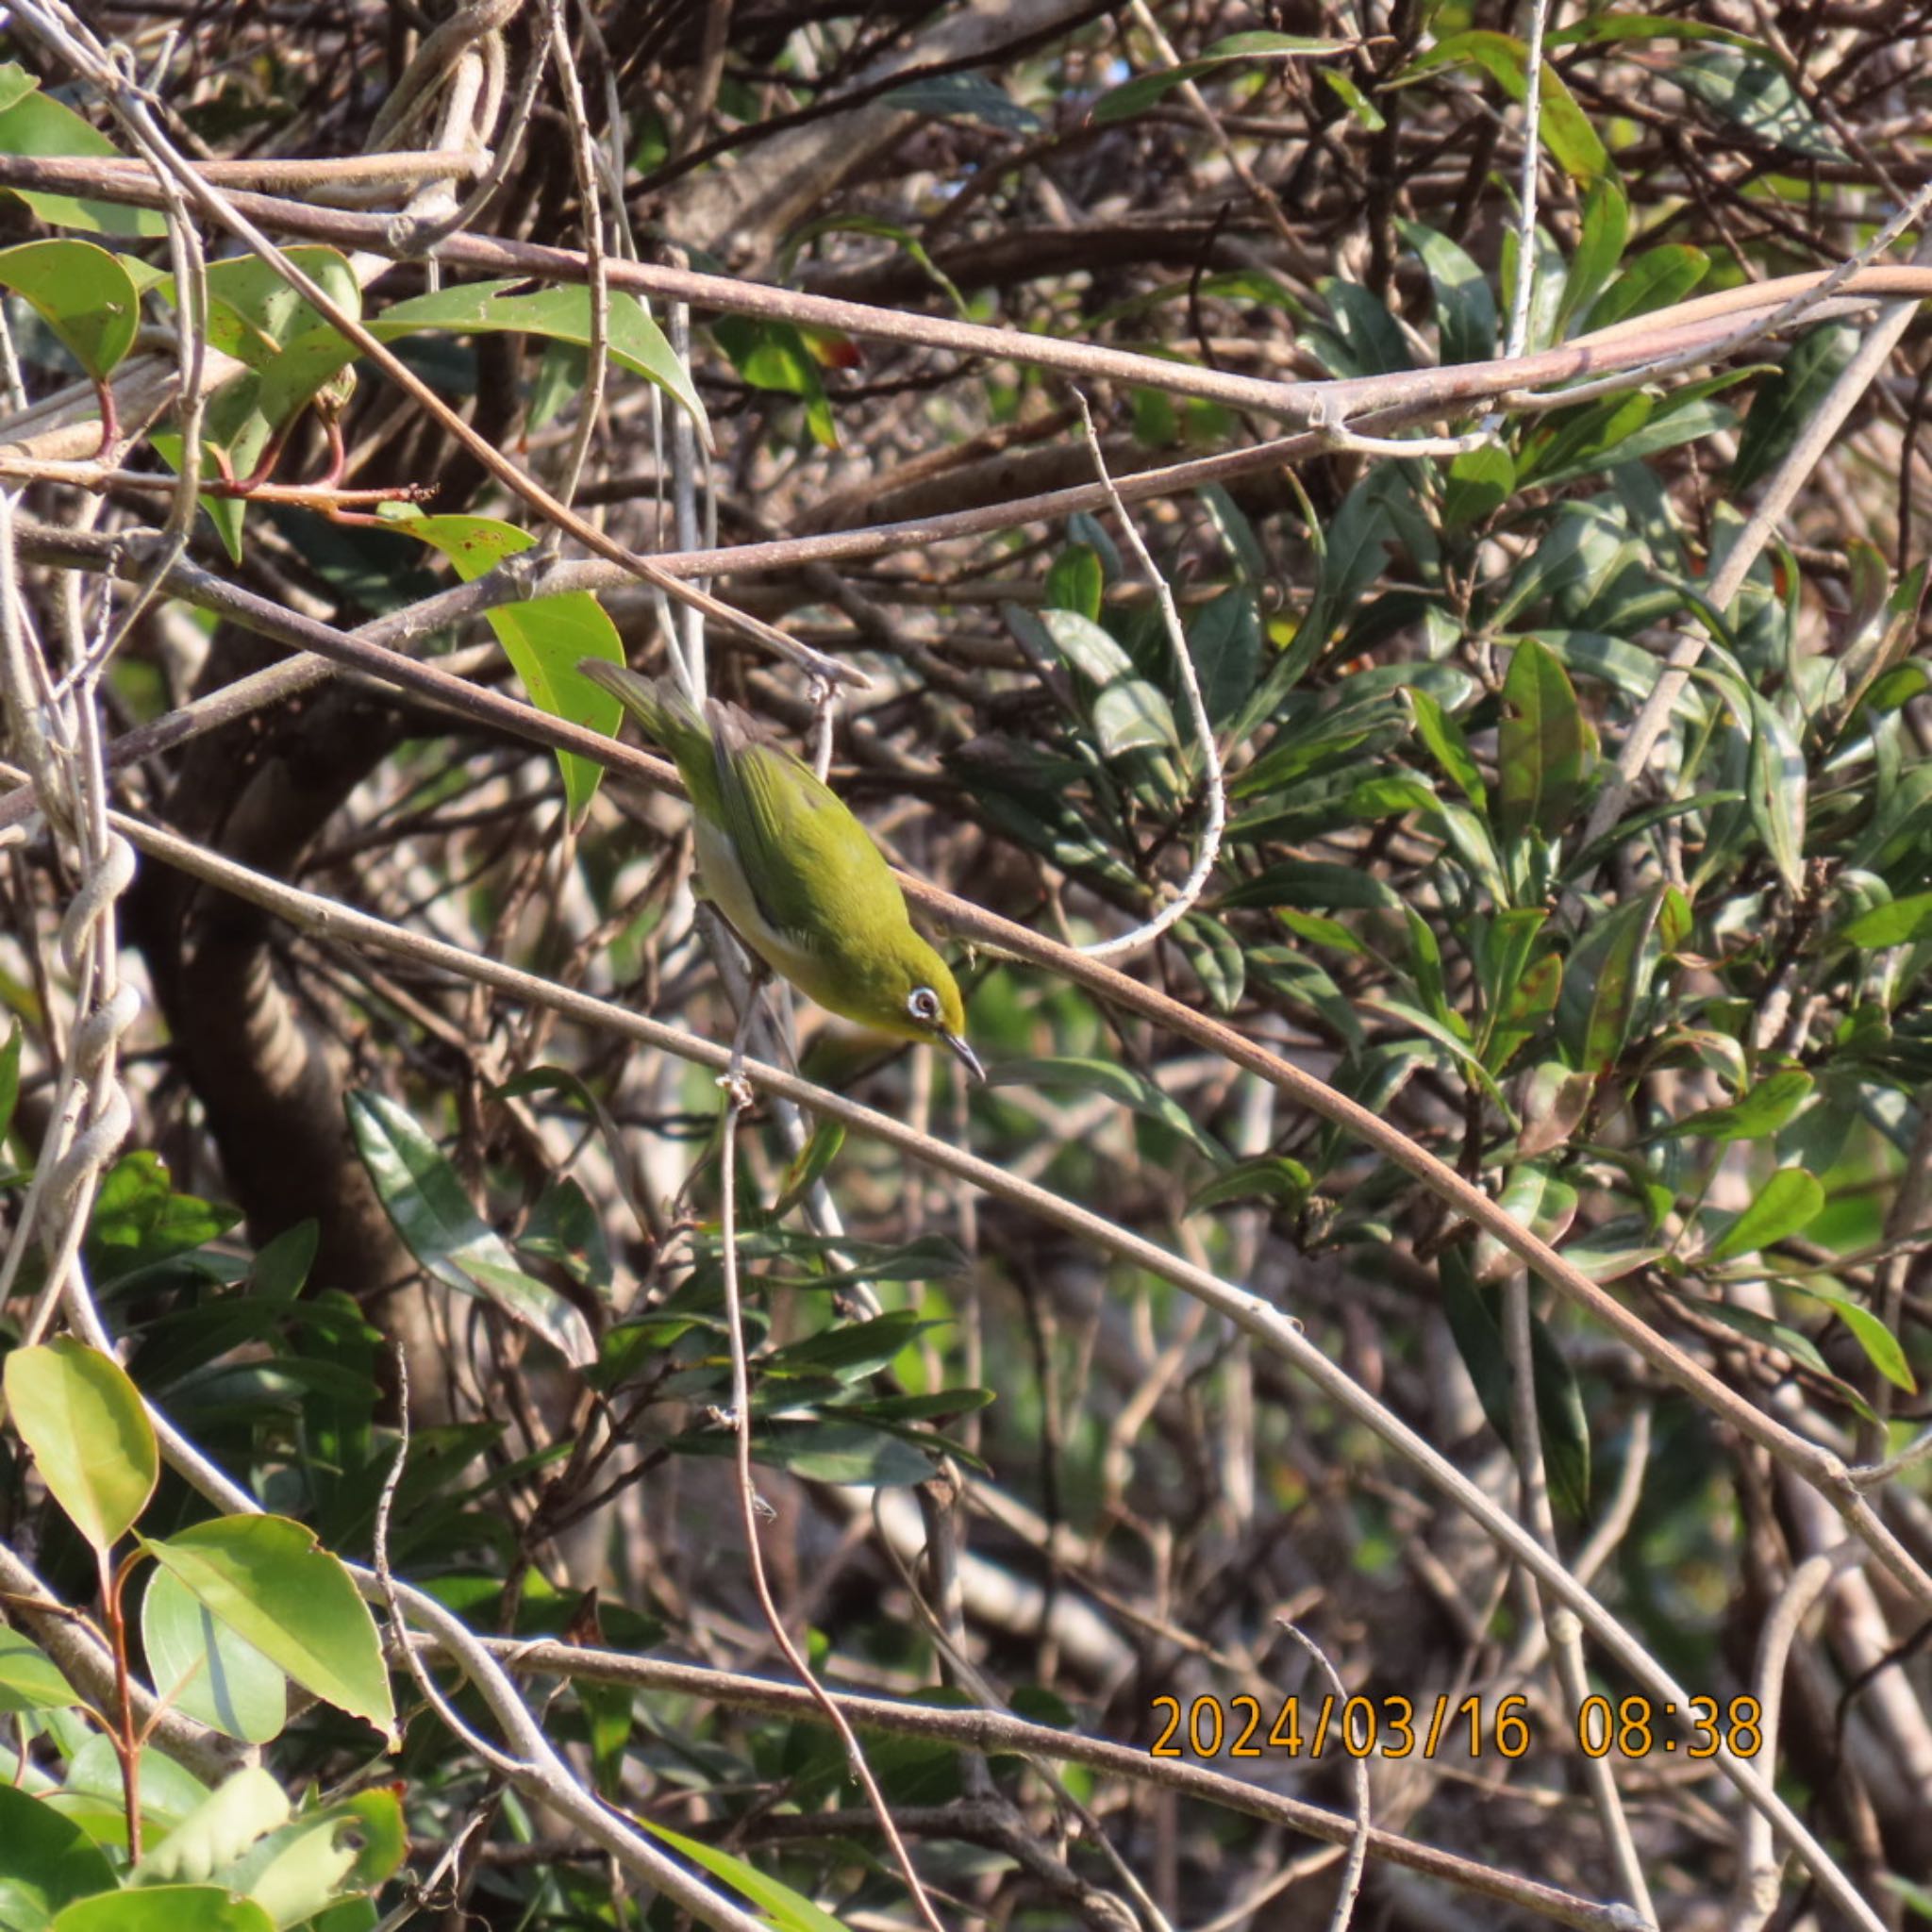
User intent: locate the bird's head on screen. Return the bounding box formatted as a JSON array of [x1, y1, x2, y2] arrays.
[[866, 933, 982, 1081]]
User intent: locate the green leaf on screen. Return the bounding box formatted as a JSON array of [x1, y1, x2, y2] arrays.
[[1307, 276, 1412, 378], [1790, 1283, 1915, 1393], [1396, 220, 1496, 365], [87, 1152, 239, 1285], [1557, 887, 1661, 1072], [636, 1815, 848, 1932], [1584, 245, 1709, 333], [988, 1057, 1227, 1165], [1176, 915, 1245, 1013], [53, 1889, 275, 1932], [373, 279, 708, 443], [0, 240, 140, 381], [1186, 589, 1262, 726], [1704, 1167, 1823, 1263], [1838, 891, 1932, 949], [4, 1339, 158, 1553], [1498, 637, 1596, 843], [770, 1120, 845, 1222], [1045, 545, 1104, 623], [1032, 607, 1132, 682], [1186, 1157, 1311, 1216], [881, 72, 1041, 133], [1662, 1069, 1813, 1141], [1089, 32, 1341, 124], [389, 513, 623, 822], [218, 1789, 405, 1928], [674, 1417, 939, 1487], [0, 1785, 118, 1928], [348, 1088, 596, 1366], [1439, 1247, 1590, 1514], [1414, 683, 1483, 803], [1091, 678, 1180, 756], [1731, 324, 1859, 491], [0, 1627, 72, 1713], [142, 1566, 287, 1745], [1319, 68, 1386, 130], [1401, 31, 1609, 184], [139, 1768, 291, 1888], [1745, 685, 1807, 894], [142, 1516, 393, 1740], [0, 1020, 18, 1146], [1672, 47, 1843, 159], [1558, 177, 1628, 338], [710, 313, 834, 447], [0, 75, 167, 236], [1441, 441, 1514, 530]]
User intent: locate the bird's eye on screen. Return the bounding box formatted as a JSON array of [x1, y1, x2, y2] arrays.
[[907, 987, 941, 1025]]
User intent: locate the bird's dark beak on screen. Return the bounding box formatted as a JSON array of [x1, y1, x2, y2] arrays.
[[941, 1030, 985, 1083]]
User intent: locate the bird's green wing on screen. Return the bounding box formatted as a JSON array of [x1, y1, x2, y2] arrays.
[[709, 726, 912, 956]]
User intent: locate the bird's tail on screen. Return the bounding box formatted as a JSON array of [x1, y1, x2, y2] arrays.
[[577, 659, 725, 796]]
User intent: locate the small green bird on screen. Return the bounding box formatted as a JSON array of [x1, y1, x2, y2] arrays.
[[581, 661, 982, 1080]]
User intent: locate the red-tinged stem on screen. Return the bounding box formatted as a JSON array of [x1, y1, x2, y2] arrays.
[[97, 1545, 142, 1862]]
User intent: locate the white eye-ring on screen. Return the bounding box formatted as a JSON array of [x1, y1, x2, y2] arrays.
[[907, 986, 942, 1025]]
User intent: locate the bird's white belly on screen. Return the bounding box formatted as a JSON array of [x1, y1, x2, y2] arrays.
[[692, 815, 827, 995]]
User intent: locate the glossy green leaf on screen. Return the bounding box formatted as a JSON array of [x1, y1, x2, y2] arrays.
[[636, 1815, 848, 1932], [0, 1627, 72, 1713], [674, 1417, 938, 1487], [1401, 31, 1609, 184], [1176, 914, 1245, 1013], [1397, 221, 1497, 365], [391, 513, 623, 821], [710, 313, 834, 447], [0, 71, 167, 236], [1441, 441, 1513, 530], [1092, 677, 1180, 755], [374, 279, 708, 442], [224, 1789, 404, 1926], [0, 1020, 18, 1146], [1744, 687, 1807, 894], [139, 1768, 290, 1887], [1557, 887, 1660, 1072], [1498, 637, 1596, 842], [1584, 245, 1708, 332], [1662, 1069, 1813, 1141], [1558, 177, 1628, 338], [1406, 687, 1486, 808], [0, 1785, 118, 1930], [1838, 891, 1932, 949], [1187, 589, 1262, 726], [1731, 325, 1859, 492], [1307, 276, 1412, 377], [1439, 1246, 1590, 1514], [4, 1339, 158, 1553], [346, 1089, 596, 1366], [1319, 68, 1386, 130], [1704, 1167, 1823, 1263], [87, 1152, 238, 1284], [1785, 1281, 1914, 1392], [53, 1889, 275, 1932], [1186, 1157, 1311, 1216], [0, 240, 140, 381], [142, 1516, 392, 1740], [1045, 545, 1104, 623], [1673, 48, 1843, 159], [142, 1565, 287, 1745]]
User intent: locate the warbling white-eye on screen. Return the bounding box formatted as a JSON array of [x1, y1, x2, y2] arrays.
[[580, 661, 982, 1080]]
